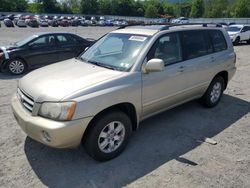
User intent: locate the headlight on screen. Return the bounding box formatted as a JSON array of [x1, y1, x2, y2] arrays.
[[38, 102, 77, 121]]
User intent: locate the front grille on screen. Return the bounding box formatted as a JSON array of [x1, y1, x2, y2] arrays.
[[17, 88, 34, 113]]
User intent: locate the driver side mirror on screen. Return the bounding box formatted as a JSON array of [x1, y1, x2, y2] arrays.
[[144, 58, 164, 73]]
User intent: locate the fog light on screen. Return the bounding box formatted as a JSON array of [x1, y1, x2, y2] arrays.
[[42, 130, 51, 142]]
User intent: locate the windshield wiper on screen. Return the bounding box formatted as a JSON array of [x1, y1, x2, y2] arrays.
[[87, 60, 118, 70]]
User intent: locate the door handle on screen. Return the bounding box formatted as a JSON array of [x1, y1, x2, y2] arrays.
[[211, 57, 215, 62], [178, 66, 185, 72]]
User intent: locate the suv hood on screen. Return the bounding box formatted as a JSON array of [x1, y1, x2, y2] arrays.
[[19, 59, 123, 102]]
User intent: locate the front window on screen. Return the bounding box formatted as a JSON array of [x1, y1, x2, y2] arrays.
[[227, 26, 242, 32], [15, 35, 37, 46], [80, 33, 150, 71]]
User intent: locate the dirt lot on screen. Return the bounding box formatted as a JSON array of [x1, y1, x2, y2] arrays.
[[0, 26, 249, 188]]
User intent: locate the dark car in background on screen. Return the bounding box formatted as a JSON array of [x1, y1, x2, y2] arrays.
[[27, 19, 39, 28], [3, 19, 14, 27], [0, 33, 95, 74], [48, 20, 59, 27]]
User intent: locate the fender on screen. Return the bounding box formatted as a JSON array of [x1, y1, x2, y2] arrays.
[[0, 47, 10, 59]]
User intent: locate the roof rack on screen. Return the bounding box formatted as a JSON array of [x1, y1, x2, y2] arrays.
[[117, 23, 222, 30]]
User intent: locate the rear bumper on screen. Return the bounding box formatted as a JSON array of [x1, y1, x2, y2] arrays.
[[11, 94, 93, 148]]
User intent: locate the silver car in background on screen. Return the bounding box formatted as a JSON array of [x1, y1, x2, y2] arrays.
[[11, 24, 236, 161]]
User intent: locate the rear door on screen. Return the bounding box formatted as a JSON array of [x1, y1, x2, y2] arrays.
[[55, 34, 80, 61], [208, 29, 233, 73], [25, 34, 59, 68]]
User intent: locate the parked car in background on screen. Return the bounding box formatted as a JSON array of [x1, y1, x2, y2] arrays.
[[0, 32, 95, 74], [38, 19, 49, 27], [227, 24, 250, 45], [59, 20, 70, 27], [11, 24, 236, 161], [71, 19, 81, 27], [27, 19, 39, 28], [17, 20, 27, 27], [228, 22, 236, 26], [98, 20, 105, 26], [171, 17, 189, 24], [3, 19, 14, 27], [6, 14, 15, 20], [0, 14, 5, 21], [48, 20, 59, 27], [219, 22, 228, 29], [80, 20, 89, 26], [105, 19, 114, 26]]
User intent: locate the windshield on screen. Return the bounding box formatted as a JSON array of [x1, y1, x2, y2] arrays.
[[15, 35, 38, 46], [228, 26, 242, 32], [80, 33, 150, 71]]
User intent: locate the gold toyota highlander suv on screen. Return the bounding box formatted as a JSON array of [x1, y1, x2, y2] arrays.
[[11, 24, 236, 161]]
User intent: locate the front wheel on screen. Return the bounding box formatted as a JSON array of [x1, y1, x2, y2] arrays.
[[233, 37, 240, 45], [8, 58, 27, 75], [84, 111, 132, 161], [202, 76, 225, 108]]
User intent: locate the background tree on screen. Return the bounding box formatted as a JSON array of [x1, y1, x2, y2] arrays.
[[61, 0, 81, 14], [145, 4, 158, 18], [234, 0, 250, 17], [190, 0, 204, 18], [27, 3, 43, 13], [203, 0, 229, 18], [163, 3, 175, 17], [0, 0, 28, 12], [81, 0, 98, 14], [98, 0, 112, 15]]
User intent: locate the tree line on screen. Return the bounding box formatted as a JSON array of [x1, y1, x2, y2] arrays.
[[0, 0, 250, 18]]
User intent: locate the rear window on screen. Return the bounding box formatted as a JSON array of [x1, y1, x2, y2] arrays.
[[209, 30, 227, 52], [181, 30, 209, 60], [56, 35, 75, 45]]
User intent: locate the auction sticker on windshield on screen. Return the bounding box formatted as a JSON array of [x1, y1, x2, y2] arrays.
[[129, 36, 147, 42]]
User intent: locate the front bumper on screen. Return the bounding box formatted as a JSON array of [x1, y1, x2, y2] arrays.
[[11, 94, 92, 148], [229, 35, 236, 42]]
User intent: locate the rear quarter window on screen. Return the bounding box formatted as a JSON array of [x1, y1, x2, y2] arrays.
[[209, 30, 227, 52]]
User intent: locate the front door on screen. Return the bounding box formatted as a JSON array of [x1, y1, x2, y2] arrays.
[[142, 31, 213, 117], [25, 35, 58, 68]]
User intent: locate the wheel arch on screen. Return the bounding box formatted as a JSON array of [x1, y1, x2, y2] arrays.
[[82, 102, 138, 143], [2, 56, 28, 70], [213, 71, 228, 90]]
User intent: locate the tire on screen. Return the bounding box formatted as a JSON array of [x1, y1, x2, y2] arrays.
[[233, 37, 240, 45], [247, 39, 250, 44], [84, 111, 132, 161], [7, 58, 27, 75], [202, 76, 225, 108]]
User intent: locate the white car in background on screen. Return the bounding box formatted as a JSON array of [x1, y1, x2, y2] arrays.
[[227, 24, 250, 45], [171, 17, 189, 24]]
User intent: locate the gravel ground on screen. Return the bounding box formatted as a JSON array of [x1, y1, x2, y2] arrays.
[[0, 25, 250, 188]]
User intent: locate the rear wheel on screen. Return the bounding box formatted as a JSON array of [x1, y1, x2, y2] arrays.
[[202, 76, 225, 108], [8, 58, 27, 75], [84, 111, 132, 161]]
